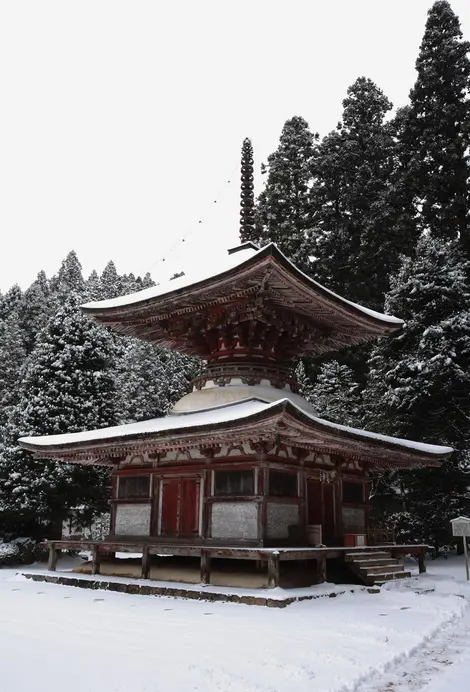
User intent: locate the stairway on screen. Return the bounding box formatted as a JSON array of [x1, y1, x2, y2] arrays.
[[344, 551, 411, 586]]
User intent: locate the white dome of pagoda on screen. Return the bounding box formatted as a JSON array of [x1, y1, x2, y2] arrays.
[[172, 382, 318, 416]]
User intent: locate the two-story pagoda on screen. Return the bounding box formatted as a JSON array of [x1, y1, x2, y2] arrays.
[[20, 241, 452, 556]]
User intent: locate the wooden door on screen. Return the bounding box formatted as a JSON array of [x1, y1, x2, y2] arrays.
[[180, 478, 200, 537], [322, 483, 336, 544], [307, 479, 323, 525], [160, 477, 200, 538], [161, 479, 179, 536]]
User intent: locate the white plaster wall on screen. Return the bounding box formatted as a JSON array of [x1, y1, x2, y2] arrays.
[[266, 503, 300, 539], [115, 503, 151, 536], [342, 507, 365, 531], [211, 502, 258, 540]]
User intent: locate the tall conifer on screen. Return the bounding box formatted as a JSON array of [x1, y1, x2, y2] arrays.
[[396, 1, 470, 256], [250, 116, 317, 272]]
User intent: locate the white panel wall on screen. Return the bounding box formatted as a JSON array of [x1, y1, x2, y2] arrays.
[[211, 502, 258, 540], [266, 503, 300, 539], [115, 503, 151, 536]]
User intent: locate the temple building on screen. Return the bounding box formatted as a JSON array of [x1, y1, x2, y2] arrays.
[[19, 148, 453, 589]]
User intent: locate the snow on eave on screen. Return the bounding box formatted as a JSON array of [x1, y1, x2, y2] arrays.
[[81, 244, 260, 312], [18, 396, 451, 461], [18, 398, 276, 450], [80, 242, 403, 329], [270, 245, 403, 327], [303, 410, 454, 457]]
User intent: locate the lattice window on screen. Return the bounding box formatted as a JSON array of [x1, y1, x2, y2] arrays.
[[268, 471, 298, 498], [214, 470, 254, 496], [342, 481, 364, 504], [117, 475, 150, 499]]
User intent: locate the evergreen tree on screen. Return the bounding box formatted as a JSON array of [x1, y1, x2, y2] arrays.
[[100, 261, 122, 299], [0, 315, 26, 429], [0, 284, 23, 320], [116, 340, 200, 424], [17, 271, 52, 353], [312, 77, 398, 311], [396, 1, 470, 256], [86, 270, 102, 300], [295, 360, 316, 404], [311, 360, 361, 426], [364, 236, 470, 550], [250, 116, 317, 272], [51, 251, 86, 301], [140, 272, 155, 289], [0, 294, 117, 537]]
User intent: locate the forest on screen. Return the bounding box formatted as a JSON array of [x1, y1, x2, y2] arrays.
[[1, 0, 469, 551]]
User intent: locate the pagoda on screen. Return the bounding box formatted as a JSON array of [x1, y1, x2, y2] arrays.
[[19, 147, 453, 587]]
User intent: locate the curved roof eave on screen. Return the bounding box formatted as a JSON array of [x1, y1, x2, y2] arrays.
[[81, 243, 404, 330], [18, 397, 452, 463]]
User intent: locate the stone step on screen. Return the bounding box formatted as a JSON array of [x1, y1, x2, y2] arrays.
[[360, 564, 404, 576], [344, 552, 391, 562]]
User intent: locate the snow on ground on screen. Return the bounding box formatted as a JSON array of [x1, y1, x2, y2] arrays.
[[0, 555, 470, 692]]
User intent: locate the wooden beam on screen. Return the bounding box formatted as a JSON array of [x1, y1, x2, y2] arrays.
[[200, 549, 211, 585], [267, 551, 280, 588]]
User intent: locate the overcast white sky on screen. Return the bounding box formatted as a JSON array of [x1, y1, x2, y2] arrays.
[[1, 0, 469, 292]]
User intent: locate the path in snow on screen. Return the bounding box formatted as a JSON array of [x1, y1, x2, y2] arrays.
[[355, 592, 470, 692]]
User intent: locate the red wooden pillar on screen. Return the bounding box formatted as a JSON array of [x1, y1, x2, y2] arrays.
[[335, 467, 343, 544]]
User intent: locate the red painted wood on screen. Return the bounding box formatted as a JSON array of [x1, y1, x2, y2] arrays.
[[161, 480, 179, 536], [307, 479, 322, 525], [180, 478, 200, 537], [322, 483, 336, 544]]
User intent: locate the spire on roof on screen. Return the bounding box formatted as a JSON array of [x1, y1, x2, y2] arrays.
[[240, 138, 255, 241]]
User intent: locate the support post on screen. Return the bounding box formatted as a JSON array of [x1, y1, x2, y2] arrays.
[[267, 551, 280, 589], [317, 553, 327, 583], [200, 549, 211, 585], [91, 545, 101, 576], [464, 537, 469, 581], [141, 546, 150, 579], [418, 548, 426, 574], [48, 543, 59, 572]]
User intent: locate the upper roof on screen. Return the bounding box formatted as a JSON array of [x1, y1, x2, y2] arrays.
[[19, 397, 452, 468], [81, 243, 403, 357]]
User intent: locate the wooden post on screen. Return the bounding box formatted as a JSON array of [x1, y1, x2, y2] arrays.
[[317, 553, 327, 583], [91, 545, 101, 576], [200, 549, 211, 585], [48, 543, 59, 571], [464, 537, 469, 581], [141, 546, 150, 579], [267, 551, 280, 589], [418, 548, 426, 574]]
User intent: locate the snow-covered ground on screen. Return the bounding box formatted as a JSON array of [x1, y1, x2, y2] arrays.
[[1, 555, 470, 692]]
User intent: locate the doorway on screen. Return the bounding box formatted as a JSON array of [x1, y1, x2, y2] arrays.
[[307, 479, 336, 545], [159, 477, 201, 538]]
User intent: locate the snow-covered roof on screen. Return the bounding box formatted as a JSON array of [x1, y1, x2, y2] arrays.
[[82, 242, 403, 328], [82, 243, 260, 310], [19, 396, 452, 462]]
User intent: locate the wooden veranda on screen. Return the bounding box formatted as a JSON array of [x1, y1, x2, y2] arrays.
[[43, 539, 428, 589]]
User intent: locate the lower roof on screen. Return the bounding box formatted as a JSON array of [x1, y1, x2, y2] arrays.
[[19, 397, 453, 468]]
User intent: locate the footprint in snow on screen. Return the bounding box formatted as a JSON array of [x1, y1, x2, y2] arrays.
[[11, 588, 21, 592], [93, 598, 105, 602]]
